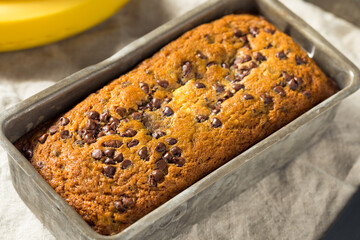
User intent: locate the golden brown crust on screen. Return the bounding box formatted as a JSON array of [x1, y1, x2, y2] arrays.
[[15, 14, 338, 235]]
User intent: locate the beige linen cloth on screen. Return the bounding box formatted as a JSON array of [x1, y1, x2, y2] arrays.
[[1, 0, 359, 239]]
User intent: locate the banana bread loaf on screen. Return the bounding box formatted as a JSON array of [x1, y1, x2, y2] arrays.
[[15, 14, 338, 235]]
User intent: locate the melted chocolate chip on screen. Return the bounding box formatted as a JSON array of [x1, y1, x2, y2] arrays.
[[138, 147, 149, 161], [88, 111, 100, 120], [157, 79, 169, 88], [303, 91, 311, 98], [148, 176, 157, 187], [91, 149, 103, 160], [102, 140, 122, 148], [170, 146, 181, 156], [195, 82, 206, 89], [114, 153, 123, 163], [59, 117, 70, 126], [24, 149, 33, 159], [206, 61, 217, 68], [131, 112, 142, 120], [260, 94, 273, 104], [235, 55, 252, 64], [232, 83, 244, 92], [156, 159, 167, 172], [288, 79, 299, 90], [103, 166, 116, 178], [174, 157, 185, 167], [196, 51, 208, 59], [264, 27, 275, 34], [151, 98, 162, 109], [273, 86, 286, 97], [127, 139, 139, 148], [85, 119, 96, 130], [249, 61, 258, 69], [195, 115, 209, 123], [38, 134, 48, 144], [49, 125, 59, 135], [139, 82, 150, 94], [249, 26, 259, 37], [121, 160, 132, 169], [114, 196, 133, 212], [104, 149, 115, 158], [182, 61, 192, 77], [276, 51, 287, 60], [155, 142, 166, 153], [84, 134, 96, 144], [151, 170, 164, 182], [282, 72, 292, 81], [104, 158, 115, 165], [166, 138, 177, 145], [115, 107, 127, 118], [243, 93, 254, 100], [121, 129, 137, 138], [60, 130, 70, 139], [213, 83, 224, 93], [152, 131, 166, 139], [254, 52, 266, 62], [211, 118, 222, 128], [162, 152, 173, 162], [295, 55, 307, 65], [234, 29, 243, 38], [163, 106, 174, 117], [100, 110, 110, 122]]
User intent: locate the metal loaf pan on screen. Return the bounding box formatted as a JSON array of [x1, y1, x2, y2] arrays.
[[0, 0, 359, 239]]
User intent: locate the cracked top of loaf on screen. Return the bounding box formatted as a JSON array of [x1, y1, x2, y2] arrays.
[[15, 14, 338, 235]]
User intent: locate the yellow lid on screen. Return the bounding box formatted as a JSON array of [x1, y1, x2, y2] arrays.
[[0, 0, 129, 52]]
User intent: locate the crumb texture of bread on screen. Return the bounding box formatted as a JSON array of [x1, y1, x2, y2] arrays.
[[15, 14, 338, 235]]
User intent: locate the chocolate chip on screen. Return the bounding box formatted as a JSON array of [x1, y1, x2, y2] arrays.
[[243, 93, 254, 100], [114, 196, 133, 212], [213, 83, 224, 93], [276, 51, 287, 60], [155, 142, 166, 153], [152, 131, 166, 139], [103, 166, 116, 178], [264, 27, 275, 34], [234, 55, 252, 64], [84, 134, 96, 144], [170, 146, 181, 156], [115, 107, 127, 118], [162, 152, 173, 162], [114, 153, 124, 163], [260, 94, 273, 104], [139, 82, 150, 94], [91, 149, 103, 160], [211, 118, 222, 128], [295, 55, 307, 65], [195, 115, 209, 123], [121, 129, 137, 138], [127, 139, 139, 148], [104, 149, 115, 158], [273, 86, 286, 97], [221, 63, 228, 68], [114, 201, 125, 212], [102, 140, 122, 148], [196, 51, 208, 59], [249, 26, 259, 37], [206, 61, 217, 68], [59, 117, 70, 126], [49, 125, 59, 135], [282, 72, 292, 81], [195, 82, 206, 89], [121, 196, 133, 208], [24, 149, 33, 159], [157, 79, 169, 88], [85, 119, 96, 130], [163, 106, 174, 117], [60, 130, 70, 139], [151, 98, 162, 109], [131, 112, 142, 120], [138, 147, 149, 161], [100, 110, 110, 122], [232, 83, 244, 92], [156, 159, 168, 172], [121, 160, 132, 169], [166, 138, 177, 145], [174, 157, 185, 167], [303, 91, 311, 98], [104, 158, 115, 165], [239, 35, 248, 44], [88, 111, 100, 120], [294, 77, 303, 86], [248, 61, 258, 69], [288, 79, 299, 90], [266, 43, 273, 49], [152, 170, 164, 182], [107, 130, 116, 136], [254, 52, 266, 62], [164, 97, 172, 103], [234, 29, 243, 37], [148, 176, 157, 187], [182, 61, 192, 77], [38, 134, 48, 144]]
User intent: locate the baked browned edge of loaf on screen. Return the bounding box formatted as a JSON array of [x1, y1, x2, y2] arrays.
[[15, 14, 339, 235]]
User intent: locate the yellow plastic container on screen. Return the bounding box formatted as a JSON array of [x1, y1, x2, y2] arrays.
[[0, 0, 129, 52]]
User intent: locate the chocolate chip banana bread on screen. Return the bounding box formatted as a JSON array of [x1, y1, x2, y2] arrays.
[[15, 14, 338, 235]]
